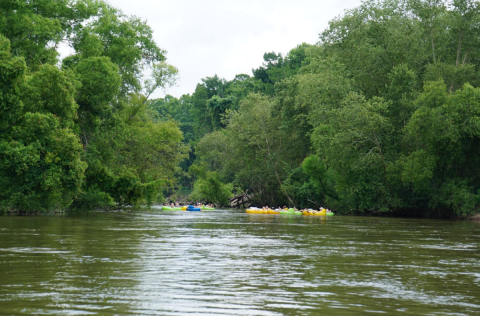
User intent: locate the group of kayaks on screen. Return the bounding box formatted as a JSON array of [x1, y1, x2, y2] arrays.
[[246, 207, 334, 216], [160, 205, 215, 212]]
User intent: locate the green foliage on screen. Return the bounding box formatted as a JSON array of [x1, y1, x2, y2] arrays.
[[3, 0, 480, 217], [0, 0, 99, 68], [0, 1, 186, 212], [191, 83, 212, 138], [425, 62, 478, 92], [0, 113, 86, 212], [23, 64, 79, 127], [384, 64, 418, 129], [281, 166, 323, 209], [302, 155, 338, 201], [81, 107, 189, 207], [72, 2, 166, 93], [74, 56, 121, 146], [0, 35, 26, 131], [207, 95, 234, 129], [194, 94, 299, 206], [149, 94, 195, 143], [144, 62, 179, 99], [190, 170, 233, 206], [281, 156, 338, 209], [312, 94, 397, 212], [321, 0, 427, 97], [75, 56, 121, 114], [252, 43, 312, 95], [188, 0, 480, 217], [400, 82, 480, 216], [72, 186, 115, 211]]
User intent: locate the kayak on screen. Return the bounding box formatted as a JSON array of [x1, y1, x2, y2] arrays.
[[201, 206, 215, 210], [162, 206, 175, 211]]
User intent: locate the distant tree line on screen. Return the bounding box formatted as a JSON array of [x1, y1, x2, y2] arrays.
[[152, 0, 480, 217]]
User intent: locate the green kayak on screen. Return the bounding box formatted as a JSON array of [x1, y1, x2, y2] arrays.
[[201, 206, 215, 210]]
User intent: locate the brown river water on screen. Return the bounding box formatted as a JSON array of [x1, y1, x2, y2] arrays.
[[0, 207, 479, 315]]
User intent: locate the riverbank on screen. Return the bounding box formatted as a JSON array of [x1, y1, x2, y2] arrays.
[[468, 213, 480, 221]]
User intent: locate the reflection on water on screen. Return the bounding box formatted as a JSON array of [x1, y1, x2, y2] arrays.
[[1, 210, 480, 315]]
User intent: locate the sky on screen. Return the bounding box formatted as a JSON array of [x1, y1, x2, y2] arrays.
[[105, 0, 364, 99]]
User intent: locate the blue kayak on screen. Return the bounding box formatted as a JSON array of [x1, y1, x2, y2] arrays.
[[186, 205, 201, 212]]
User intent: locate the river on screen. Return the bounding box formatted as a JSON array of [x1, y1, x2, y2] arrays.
[[0, 208, 479, 315]]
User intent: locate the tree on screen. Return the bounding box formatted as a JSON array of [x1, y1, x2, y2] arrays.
[[72, 2, 166, 94], [195, 94, 296, 206], [0, 35, 26, 132], [143, 62, 179, 100], [206, 95, 234, 129], [0, 113, 86, 213], [74, 56, 121, 145], [1, 1, 185, 212], [190, 170, 233, 206], [312, 93, 396, 212], [321, 0, 427, 97], [0, 0, 99, 69], [23, 64, 79, 128], [400, 81, 480, 216], [191, 83, 211, 138], [0, 35, 85, 212]]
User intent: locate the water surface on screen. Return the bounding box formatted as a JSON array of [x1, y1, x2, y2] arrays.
[[1, 209, 479, 315]]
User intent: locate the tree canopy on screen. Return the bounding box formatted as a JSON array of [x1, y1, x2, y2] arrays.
[[0, 1, 184, 212], [152, 0, 480, 216], [2, 0, 480, 216]]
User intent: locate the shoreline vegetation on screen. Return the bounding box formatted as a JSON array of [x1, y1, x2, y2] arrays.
[[2, 0, 480, 218]]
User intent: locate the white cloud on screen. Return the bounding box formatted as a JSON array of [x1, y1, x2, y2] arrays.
[[104, 0, 363, 98]]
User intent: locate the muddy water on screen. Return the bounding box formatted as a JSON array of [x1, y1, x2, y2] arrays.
[[0, 208, 479, 315]]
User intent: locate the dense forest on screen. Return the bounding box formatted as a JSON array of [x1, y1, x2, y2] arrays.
[[0, 0, 187, 212], [1, 0, 480, 217]]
